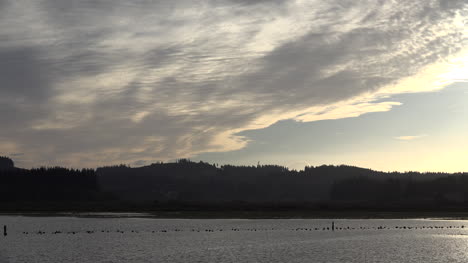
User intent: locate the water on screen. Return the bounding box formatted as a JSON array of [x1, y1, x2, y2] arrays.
[[1, 215, 468, 262]]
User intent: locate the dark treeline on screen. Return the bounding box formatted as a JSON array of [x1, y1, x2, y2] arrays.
[[0, 156, 14, 169], [1, 156, 468, 212], [0, 156, 100, 203]]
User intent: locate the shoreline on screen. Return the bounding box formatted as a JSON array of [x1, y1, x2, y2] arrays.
[[3, 210, 468, 220]]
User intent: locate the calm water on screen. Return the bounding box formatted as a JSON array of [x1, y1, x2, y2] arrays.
[[1, 215, 468, 262]]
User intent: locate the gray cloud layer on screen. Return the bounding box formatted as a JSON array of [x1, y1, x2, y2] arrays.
[[0, 0, 466, 167]]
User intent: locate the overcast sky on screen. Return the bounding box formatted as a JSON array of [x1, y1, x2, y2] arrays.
[[0, 0, 467, 171]]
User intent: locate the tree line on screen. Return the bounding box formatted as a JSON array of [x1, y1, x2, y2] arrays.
[[1, 157, 468, 211]]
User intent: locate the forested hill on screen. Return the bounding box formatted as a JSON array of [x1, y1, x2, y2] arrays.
[[97, 160, 376, 202], [1, 157, 468, 211], [97, 160, 468, 206]]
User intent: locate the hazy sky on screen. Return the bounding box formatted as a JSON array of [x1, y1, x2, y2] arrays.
[[0, 0, 467, 171]]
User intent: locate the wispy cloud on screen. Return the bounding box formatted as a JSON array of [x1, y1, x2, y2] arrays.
[[394, 135, 428, 141], [0, 0, 466, 167]]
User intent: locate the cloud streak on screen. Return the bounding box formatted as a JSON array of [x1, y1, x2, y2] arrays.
[[394, 135, 428, 141], [0, 0, 466, 167]]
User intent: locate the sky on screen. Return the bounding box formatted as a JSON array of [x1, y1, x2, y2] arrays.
[[0, 0, 467, 171]]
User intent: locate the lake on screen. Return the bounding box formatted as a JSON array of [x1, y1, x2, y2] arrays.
[[1, 215, 468, 262]]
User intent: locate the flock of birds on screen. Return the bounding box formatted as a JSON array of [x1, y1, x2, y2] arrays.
[[17, 224, 466, 235]]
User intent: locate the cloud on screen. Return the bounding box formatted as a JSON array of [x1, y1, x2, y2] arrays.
[[394, 135, 428, 141], [0, 0, 466, 167]]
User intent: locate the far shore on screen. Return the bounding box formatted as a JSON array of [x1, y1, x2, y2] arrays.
[[3, 210, 468, 220]]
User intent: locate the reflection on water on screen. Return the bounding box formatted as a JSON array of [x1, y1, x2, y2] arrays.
[[2, 216, 468, 262]]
